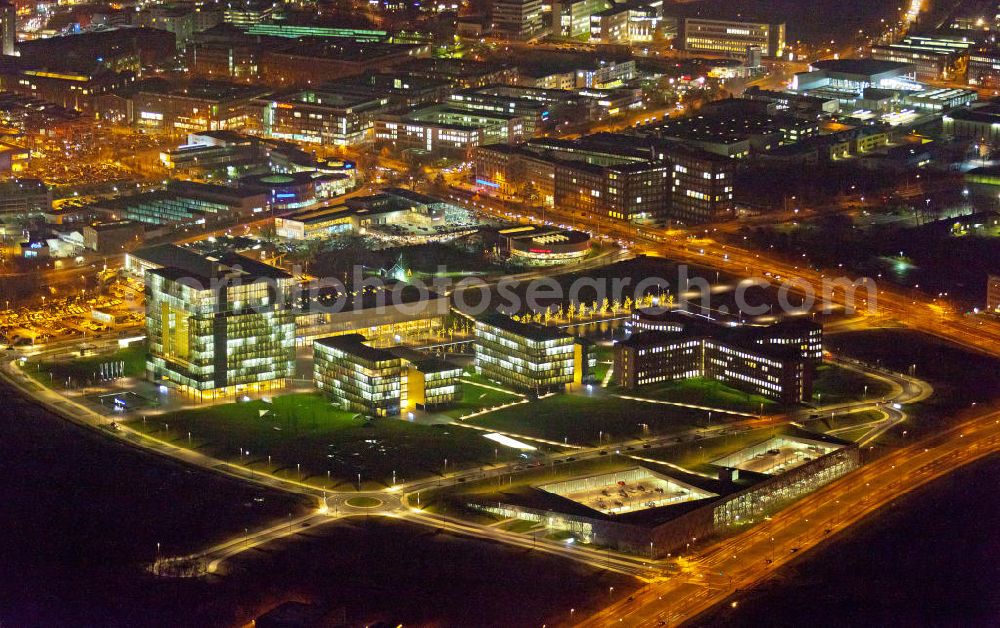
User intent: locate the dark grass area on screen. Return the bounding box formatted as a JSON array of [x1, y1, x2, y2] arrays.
[[805, 408, 886, 435], [440, 374, 523, 419], [130, 393, 525, 487], [811, 363, 894, 405], [625, 377, 777, 415], [215, 517, 639, 627], [468, 392, 710, 446], [827, 330, 1000, 411], [0, 382, 637, 627], [0, 382, 310, 628], [638, 427, 775, 470], [26, 342, 147, 387]]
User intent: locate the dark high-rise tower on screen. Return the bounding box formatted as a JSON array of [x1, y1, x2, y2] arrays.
[[0, 1, 15, 56]]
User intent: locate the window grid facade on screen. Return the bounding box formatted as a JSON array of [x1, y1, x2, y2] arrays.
[[146, 268, 296, 401], [474, 315, 576, 393]]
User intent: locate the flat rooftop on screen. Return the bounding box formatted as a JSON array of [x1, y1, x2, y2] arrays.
[[388, 346, 462, 373], [711, 435, 842, 476], [277, 88, 388, 108], [810, 58, 914, 77], [279, 204, 353, 224], [274, 41, 417, 62], [139, 80, 270, 102], [476, 311, 574, 343], [146, 249, 291, 285], [315, 332, 399, 363], [538, 467, 716, 516], [500, 225, 591, 246], [128, 244, 204, 269]]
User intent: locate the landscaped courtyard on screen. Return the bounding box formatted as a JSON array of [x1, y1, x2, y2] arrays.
[[439, 373, 524, 419]]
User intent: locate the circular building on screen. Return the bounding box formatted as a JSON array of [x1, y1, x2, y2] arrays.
[[239, 171, 318, 210], [500, 225, 591, 265]]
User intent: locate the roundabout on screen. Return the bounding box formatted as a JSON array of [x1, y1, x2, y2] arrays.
[[344, 496, 384, 509]]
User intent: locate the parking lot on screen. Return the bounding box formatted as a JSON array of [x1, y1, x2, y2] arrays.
[[1, 277, 143, 347]]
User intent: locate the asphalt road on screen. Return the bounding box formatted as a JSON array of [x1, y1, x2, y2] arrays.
[[574, 404, 1000, 627]]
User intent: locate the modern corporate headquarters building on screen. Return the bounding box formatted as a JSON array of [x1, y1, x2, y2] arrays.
[[314, 333, 404, 417], [313, 333, 462, 416], [615, 310, 821, 403], [474, 312, 594, 393], [678, 17, 785, 58], [145, 252, 297, 401]]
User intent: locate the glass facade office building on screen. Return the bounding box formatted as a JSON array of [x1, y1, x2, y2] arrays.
[[474, 312, 577, 394], [145, 254, 296, 401], [312, 334, 461, 416], [314, 333, 402, 417], [404, 357, 463, 410], [615, 310, 818, 404]]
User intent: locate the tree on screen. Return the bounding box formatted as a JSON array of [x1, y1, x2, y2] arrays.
[[433, 172, 446, 193]]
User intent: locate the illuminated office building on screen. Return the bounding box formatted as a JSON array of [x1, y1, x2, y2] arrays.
[[375, 104, 525, 157], [390, 346, 463, 411], [987, 274, 1000, 312], [668, 144, 736, 224], [0, 1, 14, 57], [146, 253, 296, 401], [260, 89, 390, 146], [590, 6, 631, 44], [476, 133, 734, 224], [615, 310, 818, 403], [0, 178, 51, 217], [552, 0, 609, 38], [475, 135, 672, 222], [314, 334, 462, 416], [870, 35, 972, 81], [294, 285, 449, 348], [703, 339, 809, 403], [0, 63, 137, 112], [133, 81, 268, 132], [474, 312, 589, 393], [492, 0, 545, 39], [968, 49, 1000, 87], [678, 18, 785, 58], [753, 318, 823, 363], [223, 0, 275, 26], [314, 333, 403, 417]]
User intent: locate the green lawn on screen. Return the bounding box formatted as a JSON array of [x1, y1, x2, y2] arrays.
[[591, 345, 615, 384], [638, 428, 775, 470], [468, 392, 709, 446], [806, 409, 886, 434], [440, 374, 524, 419], [500, 519, 541, 533], [29, 342, 147, 388], [130, 393, 523, 488], [812, 364, 894, 405], [834, 426, 875, 443], [624, 377, 777, 415]]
